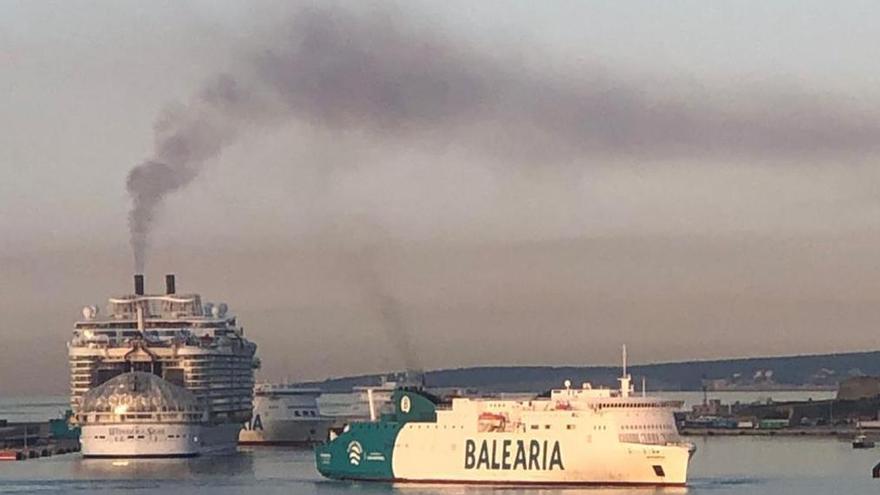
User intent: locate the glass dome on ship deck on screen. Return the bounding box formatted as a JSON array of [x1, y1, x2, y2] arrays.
[[80, 371, 200, 413]]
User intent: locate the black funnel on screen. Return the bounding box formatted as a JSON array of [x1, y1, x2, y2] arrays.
[[134, 274, 145, 296]]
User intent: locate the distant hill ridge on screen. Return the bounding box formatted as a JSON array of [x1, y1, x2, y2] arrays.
[[303, 350, 880, 393]]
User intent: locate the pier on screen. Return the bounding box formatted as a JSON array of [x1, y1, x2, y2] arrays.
[[0, 421, 81, 461], [680, 426, 856, 437]]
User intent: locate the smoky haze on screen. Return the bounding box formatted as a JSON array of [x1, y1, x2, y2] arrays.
[[11, 1, 880, 395], [126, 5, 880, 272], [352, 246, 421, 373]]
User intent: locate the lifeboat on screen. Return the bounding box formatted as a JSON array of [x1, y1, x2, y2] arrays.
[[477, 412, 507, 432], [555, 401, 572, 410]]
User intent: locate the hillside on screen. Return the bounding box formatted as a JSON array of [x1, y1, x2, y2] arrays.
[[303, 350, 880, 393]]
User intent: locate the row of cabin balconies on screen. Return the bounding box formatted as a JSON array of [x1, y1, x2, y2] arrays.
[[67, 371, 254, 389], [77, 411, 206, 424], [68, 357, 254, 371], [69, 347, 254, 359]]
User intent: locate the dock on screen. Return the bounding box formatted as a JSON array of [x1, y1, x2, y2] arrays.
[[0, 421, 81, 461], [680, 426, 856, 437]]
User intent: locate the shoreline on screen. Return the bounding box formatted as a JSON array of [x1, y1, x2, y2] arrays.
[[680, 426, 858, 437]]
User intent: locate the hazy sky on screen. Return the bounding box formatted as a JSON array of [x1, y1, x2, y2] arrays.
[[3, 1, 880, 395]]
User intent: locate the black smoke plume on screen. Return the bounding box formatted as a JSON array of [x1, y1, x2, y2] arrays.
[[126, 5, 880, 269]]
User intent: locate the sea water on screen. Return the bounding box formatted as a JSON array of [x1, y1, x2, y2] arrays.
[[1, 391, 869, 495], [0, 437, 877, 494]]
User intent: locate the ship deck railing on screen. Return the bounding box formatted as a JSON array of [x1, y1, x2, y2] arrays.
[[69, 336, 240, 350], [76, 411, 206, 425]]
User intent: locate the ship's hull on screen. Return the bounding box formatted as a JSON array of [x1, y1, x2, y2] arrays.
[[239, 417, 334, 446], [317, 427, 692, 486], [81, 422, 241, 458]]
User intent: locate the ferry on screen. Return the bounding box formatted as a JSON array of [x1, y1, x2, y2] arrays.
[[315, 349, 695, 486], [239, 384, 333, 446], [70, 274, 258, 457]]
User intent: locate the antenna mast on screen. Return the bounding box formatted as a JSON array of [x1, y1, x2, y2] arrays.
[[618, 344, 631, 398]]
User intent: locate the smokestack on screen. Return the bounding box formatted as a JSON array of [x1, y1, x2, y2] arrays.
[[134, 274, 145, 296], [165, 274, 176, 295]]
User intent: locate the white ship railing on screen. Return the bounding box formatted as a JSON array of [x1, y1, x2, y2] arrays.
[[77, 410, 206, 425]]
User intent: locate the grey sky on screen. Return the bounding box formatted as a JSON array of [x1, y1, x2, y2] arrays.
[[3, 1, 880, 394]]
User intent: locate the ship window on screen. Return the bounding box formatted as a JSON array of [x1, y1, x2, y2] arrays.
[[544, 425, 551, 429], [295, 411, 301, 417], [530, 425, 539, 430], [567, 425, 575, 430]]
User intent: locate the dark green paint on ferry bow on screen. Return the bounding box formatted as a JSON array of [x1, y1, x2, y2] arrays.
[[315, 389, 438, 480]]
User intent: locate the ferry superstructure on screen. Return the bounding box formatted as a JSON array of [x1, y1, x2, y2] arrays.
[[69, 274, 258, 457], [347, 373, 421, 419], [239, 384, 333, 446], [316, 350, 695, 486]]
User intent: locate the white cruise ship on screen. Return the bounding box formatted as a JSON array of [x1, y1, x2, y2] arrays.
[[69, 274, 258, 457], [239, 384, 333, 446]]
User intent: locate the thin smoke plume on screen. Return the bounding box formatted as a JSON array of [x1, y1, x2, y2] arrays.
[[126, 5, 880, 270], [355, 250, 421, 373]]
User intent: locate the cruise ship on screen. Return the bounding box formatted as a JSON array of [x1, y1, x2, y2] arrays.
[[239, 384, 333, 446], [69, 274, 258, 457], [316, 349, 696, 486]]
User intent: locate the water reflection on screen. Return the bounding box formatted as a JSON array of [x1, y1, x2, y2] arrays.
[[1, 438, 877, 495], [313, 481, 690, 495], [72, 451, 255, 479]]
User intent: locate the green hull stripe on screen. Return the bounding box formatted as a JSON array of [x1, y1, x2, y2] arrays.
[[315, 389, 438, 480], [315, 422, 402, 479]]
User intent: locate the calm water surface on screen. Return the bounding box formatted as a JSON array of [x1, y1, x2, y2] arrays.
[[1, 391, 865, 494], [1, 436, 877, 494]]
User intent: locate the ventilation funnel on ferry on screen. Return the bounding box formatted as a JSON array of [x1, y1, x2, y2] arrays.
[[134, 274, 145, 296], [165, 274, 176, 295]]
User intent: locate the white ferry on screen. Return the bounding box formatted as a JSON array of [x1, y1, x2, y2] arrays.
[[316, 349, 695, 486], [239, 384, 333, 446], [70, 274, 258, 457]]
